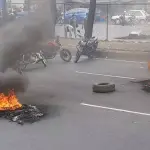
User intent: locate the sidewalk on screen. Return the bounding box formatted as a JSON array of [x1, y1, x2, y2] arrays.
[[59, 37, 150, 62], [60, 37, 150, 52]]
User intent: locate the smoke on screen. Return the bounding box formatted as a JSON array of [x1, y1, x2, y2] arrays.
[[0, 72, 29, 94], [0, 0, 55, 94]]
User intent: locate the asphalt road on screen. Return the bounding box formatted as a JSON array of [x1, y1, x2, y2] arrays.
[[56, 23, 142, 40], [1, 56, 150, 150]]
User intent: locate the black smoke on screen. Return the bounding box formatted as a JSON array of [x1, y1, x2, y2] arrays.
[[0, 0, 54, 94]]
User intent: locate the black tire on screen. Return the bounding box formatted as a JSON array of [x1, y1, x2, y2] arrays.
[[74, 51, 81, 63], [93, 83, 115, 93], [60, 49, 72, 62]]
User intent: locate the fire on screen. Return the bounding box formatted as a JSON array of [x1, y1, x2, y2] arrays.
[[0, 90, 22, 111]]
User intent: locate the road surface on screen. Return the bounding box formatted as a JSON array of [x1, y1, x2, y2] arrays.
[[1, 56, 150, 150], [56, 23, 143, 40]]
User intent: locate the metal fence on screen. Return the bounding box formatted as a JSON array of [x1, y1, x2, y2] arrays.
[[56, 2, 150, 41]]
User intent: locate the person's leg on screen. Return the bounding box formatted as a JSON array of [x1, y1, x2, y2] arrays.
[[69, 29, 72, 38], [74, 27, 76, 38], [65, 28, 67, 38]]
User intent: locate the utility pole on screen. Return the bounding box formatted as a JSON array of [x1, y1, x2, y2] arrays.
[[49, 0, 56, 38], [86, 0, 96, 39]]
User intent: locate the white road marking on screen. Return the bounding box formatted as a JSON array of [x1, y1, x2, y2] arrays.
[[104, 58, 147, 64], [140, 66, 145, 69], [76, 71, 136, 80], [81, 103, 150, 117], [56, 55, 147, 64]]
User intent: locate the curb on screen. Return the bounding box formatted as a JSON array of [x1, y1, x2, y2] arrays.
[[64, 46, 150, 62]]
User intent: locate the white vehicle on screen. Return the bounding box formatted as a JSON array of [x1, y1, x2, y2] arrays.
[[111, 10, 150, 25]]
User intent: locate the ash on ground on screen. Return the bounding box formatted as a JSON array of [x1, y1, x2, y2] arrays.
[[142, 82, 150, 92], [131, 79, 150, 93], [0, 104, 47, 125]]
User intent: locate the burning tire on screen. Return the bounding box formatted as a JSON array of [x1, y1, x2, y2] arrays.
[[93, 83, 115, 93]]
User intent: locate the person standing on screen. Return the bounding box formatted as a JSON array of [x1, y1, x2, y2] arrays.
[[120, 11, 126, 26], [64, 24, 74, 38], [70, 14, 78, 38]]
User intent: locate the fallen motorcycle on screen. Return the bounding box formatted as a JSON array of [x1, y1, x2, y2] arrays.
[[14, 51, 47, 74], [74, 36, 98, 63], [41, 37, 72, 62]]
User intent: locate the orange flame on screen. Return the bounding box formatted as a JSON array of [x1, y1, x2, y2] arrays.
[[0, 90, 22, 111]]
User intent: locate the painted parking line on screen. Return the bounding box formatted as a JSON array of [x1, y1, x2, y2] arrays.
[[81, 103, 150, 117], [56, 55, 147, 64], [104, 58, 147, 64], [76, 71, 136, 80]]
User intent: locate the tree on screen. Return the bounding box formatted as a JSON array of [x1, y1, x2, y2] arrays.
[[86, 0, 96, 39]]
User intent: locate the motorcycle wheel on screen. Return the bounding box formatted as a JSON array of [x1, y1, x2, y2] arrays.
[[60, 49, 72, 62], [74, 51, 81, 63]]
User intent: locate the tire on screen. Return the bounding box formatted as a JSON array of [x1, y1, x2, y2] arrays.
[[93, 83, 115, 93], [74, 51, 81, 63], [60, 49, 72, 62]]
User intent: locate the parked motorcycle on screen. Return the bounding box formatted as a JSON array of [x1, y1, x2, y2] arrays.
[[41, 36, 72, 62], [74, 36, 98, 63]]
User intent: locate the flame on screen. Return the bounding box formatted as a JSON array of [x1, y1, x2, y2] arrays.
[[0, 90, 22, 111]]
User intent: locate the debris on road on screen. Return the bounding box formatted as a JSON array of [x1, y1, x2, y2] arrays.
[[0, 90, 46, 125], [0, 104, 45, 125], [93, 83, 115, 93], [142, 82, 150, 92], [131, 79, 150, 92]]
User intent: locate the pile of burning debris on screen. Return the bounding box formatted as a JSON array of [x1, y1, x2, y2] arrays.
[[142, 81, 150, 92], [131, 79, 150, 92], [0, 90, 45, 125]]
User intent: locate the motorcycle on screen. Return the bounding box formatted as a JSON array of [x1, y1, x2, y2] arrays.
[[41, 36, 72, 62], [14, 51, 47, 74], [74, 36, 98, 63]]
